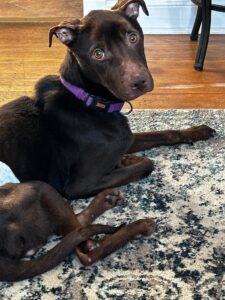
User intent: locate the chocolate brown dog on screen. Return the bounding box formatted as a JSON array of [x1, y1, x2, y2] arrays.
[[0, 0, 215, 198], [0, 0, 215, 281], [0, 181, 155, 282]]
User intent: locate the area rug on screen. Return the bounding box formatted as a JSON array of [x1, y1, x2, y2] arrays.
[[0, 109, 224, 300]]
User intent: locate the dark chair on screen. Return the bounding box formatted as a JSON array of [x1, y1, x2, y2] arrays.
[[191, 0, 225, 71]]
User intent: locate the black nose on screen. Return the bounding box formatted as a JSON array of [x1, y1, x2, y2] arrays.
[[131, 75, 147, 90]]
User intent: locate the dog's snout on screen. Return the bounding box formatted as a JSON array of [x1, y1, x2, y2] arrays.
[[131, 75, 147, 90]]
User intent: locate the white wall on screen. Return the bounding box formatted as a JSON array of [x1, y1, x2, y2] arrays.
[[83, 0, 225, 34]]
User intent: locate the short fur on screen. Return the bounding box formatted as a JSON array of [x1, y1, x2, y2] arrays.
[[0, 182, 156, 281], [0, 0, 214, 198], [0, 0, 215, 281]]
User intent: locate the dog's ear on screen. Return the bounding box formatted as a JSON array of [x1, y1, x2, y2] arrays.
[[49, 19, 82, 47], [112, 0, 149, 19]]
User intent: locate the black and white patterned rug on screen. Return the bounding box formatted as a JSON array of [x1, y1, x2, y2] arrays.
[[1, 110, 225, 300]]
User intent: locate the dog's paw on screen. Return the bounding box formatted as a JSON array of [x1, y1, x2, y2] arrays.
[[191, 125, 216, 138], [77, 239, 100, 254], [120, 154, 146, 167], [135, 218, 157, 236], [105, 188, 125, 207], [184, 125, 216, 144], [92, 188, 126, 215]]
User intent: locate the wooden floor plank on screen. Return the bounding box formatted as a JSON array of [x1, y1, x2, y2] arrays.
[[0, 0, 82, 21], [0, 23, 225, 108]]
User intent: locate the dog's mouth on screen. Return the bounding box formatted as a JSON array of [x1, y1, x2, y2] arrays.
[[109, 77, 154, 101], [124, 84, 154, 101]]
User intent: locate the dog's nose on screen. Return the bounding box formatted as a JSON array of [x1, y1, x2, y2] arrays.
[[131, 75, 148, 91]]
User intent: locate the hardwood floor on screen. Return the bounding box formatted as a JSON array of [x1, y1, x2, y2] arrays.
[[0, 0, 82, 22], [0, 23, 225, 108]]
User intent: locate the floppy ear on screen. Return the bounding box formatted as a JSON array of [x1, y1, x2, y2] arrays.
[[49, 19, 81, 47], [111, 0, 149, 19]]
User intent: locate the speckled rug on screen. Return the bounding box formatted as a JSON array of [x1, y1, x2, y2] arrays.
[[1, 109, 225, 300]]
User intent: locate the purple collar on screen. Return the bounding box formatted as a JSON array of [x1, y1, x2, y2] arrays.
[[60, 76, 124, 113]]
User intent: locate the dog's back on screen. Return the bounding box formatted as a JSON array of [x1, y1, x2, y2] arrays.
[[0, 97, 49, 181]]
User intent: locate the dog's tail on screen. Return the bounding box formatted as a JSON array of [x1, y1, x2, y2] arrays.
[[0, 224, 117, 282]]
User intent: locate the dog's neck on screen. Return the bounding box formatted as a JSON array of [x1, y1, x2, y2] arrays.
[[60, 51, 119, 102]]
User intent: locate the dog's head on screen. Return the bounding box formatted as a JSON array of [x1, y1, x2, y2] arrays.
[[49, 0, 154, 101]]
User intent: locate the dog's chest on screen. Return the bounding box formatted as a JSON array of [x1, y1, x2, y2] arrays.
[[45, 100, 134, 182], [75, 112, 133, 158]]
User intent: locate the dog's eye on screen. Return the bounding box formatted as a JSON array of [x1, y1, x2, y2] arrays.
[[128, 33, 139, 44], [92, 48, 105, 60]]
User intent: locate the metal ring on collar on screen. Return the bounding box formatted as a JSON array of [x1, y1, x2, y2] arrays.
[[122, 101, 133, 115]]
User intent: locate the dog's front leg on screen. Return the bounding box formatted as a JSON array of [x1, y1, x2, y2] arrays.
[[74, 188, 125, 255], [76, 189, 124, 227], [128, 125, 215, 153], [76, 219, 156, 266]]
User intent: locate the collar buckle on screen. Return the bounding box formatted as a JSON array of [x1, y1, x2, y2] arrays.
[[89, 95, 110, 112]]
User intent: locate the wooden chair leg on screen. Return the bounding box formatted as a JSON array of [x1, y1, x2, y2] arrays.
[[194, 0, 212, 71]]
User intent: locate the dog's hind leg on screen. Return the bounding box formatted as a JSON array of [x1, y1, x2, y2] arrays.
[[76, 219, 156, 266], [86, 156, 154, 195], [64, 156, 154, 199], [128, 125, 216, 153]]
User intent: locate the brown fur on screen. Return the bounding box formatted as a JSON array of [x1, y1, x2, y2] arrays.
[[0, 181, 156, 281]]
